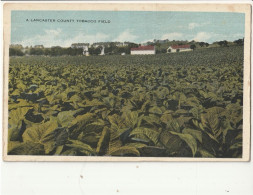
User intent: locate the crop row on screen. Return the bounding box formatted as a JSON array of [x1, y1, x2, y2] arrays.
[[8, 46, 243, 157]]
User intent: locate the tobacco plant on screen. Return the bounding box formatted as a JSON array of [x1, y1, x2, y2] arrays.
[[8, 46, 243, 157]]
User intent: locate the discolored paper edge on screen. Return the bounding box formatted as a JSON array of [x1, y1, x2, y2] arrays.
[[2, 2, 251, 162]]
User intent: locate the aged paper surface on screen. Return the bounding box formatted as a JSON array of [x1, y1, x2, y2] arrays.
[[2, 3, 251, 161]]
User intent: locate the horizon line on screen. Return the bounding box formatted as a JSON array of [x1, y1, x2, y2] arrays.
[[11, 37, 244, 48]]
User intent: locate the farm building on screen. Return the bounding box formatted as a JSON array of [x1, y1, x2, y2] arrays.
[[71, 43, 90, 56], [167, 45, 192, 53], [131, 45, 156, 55], [99, 46, 105, 55]]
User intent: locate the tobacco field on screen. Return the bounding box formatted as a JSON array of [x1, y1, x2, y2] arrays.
[[8, 46, 243, 158]]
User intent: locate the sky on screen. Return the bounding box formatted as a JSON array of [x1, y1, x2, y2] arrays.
[[11, 11, 245, 47]]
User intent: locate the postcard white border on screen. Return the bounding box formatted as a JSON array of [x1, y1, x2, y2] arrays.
[[2, 3, 251, 162]]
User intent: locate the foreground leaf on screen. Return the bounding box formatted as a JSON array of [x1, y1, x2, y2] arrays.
[[108, 146, 140, 156], [170, 131, 198, 157], [66, 140, 95, 155], [8, 141, 44, 155], [96, 127, 111, 155], [182, 128, 202, 143], [22, 120, 58, 154], [130, 127, 160, 145]]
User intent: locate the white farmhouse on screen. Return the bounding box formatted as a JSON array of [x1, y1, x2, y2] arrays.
[[82, 46, 89, 56], [167, 45, 192, 53], [71, 43, 90, 56], [131, 46, 156, 55], [99, 46, 105, 55]]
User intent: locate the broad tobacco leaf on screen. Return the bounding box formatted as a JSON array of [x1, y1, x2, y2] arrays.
[[170, 131, 198, 157], [124, 111, 140, 129], [57, 110, 77, 127], [182, 128, 202, 143], [8, 141, 45, 155], [69, 113, 96, 139], [130, 127, 160, 145], [66, 139, 95, 155], [22, 120, 58, 154], [16, 82, 26, 92], [198, 148, 215, 158], [9, 99, 33, 110], [159, 130, 186, 156], [8, 107, 31, 141], [149, 106, 163, 115], [200, 107, 225, 136], [9, 107, 31, 127], [96, 127, 111, 155], [108, 114, 126, 130], [108, 146, 140, 156]]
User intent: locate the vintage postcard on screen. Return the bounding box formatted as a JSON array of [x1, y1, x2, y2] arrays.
[[2, 3, 251, 161]]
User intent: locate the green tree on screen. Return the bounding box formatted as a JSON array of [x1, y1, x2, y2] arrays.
[[89, 47, 102, 55], [125, 43, 139, 54], [30, 48, 44, 55], [218, 40, 228, 47], [44, 48, 51, 56], [9, 48, 24, 56], [190, 44, 196, 50], [233, 39, 244, 46], [199, 42, 205, 47]]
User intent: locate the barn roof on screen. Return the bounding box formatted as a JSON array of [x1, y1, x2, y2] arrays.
[[131, 45, 155, 51], [171, 45, 191, 49]]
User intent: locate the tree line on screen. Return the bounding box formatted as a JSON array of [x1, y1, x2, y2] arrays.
[[9, 43, 141, 56], [9, 38, 244, 56], [9, 47, 84, 57]]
